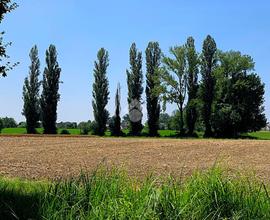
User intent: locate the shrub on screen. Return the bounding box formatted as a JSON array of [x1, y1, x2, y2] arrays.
[[78, 121, 92, 135], [60, 129, 70, 135], [17, 121, 27, 128], [109, 116, 123, 136], [0, 119, 2, 133]]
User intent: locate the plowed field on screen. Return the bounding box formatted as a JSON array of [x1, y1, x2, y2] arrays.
[[0, 136, 270, 180]]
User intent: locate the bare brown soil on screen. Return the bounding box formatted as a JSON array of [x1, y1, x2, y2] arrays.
[[0, 136, 270, 181]]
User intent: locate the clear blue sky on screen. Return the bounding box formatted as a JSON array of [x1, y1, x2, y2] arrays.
[[0, 0, 269, 123]]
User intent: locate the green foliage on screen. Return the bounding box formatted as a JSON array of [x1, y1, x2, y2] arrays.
[[1, 167, 270, 219], [58, 128, 80, 135], [168, 110, 182, 131], [0, 1, 18, 21], [17, 121, 26, 128], [200, 35, 217, 137], [60, 129, 70, 135], [161, 46, 187, 135], [185, 37, 199, 135], [159, 113, 171, 130], [92, 48, 110, 136], [40, 45, 61, 134], [0, 0, 18, 77], [0, 118, 3, 133], [78, 121, 92, 135], [146, 42, 161, 136], [0, 117, 17, 128], [121, 114, 130, 130], [126, 43, 143, 135], [57, 121, 77, 129], [109, 83, 122, 136], [22, 45, 41, 134], [212, 51, 266, 137]]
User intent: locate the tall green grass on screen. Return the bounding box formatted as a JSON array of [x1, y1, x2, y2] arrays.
[[0, 166, 270, 219]]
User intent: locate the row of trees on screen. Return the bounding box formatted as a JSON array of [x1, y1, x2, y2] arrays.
[[91, 36, 266, 137], [22, 45, 61, 134], [21, 40, 265, 137], [0, 118, 79, 131], [0, 117, 17, 128], [0, 112, 194, 132]]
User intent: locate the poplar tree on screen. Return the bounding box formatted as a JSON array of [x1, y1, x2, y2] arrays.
[[22, 45, 41, 134], [201, 35, 217, 137], [110, 83, 122, 136], [145, 42, 161, 136], [185, 37, 199, 136], [41, 45, 61, 134], [92, 48, 109, 136], [126, 43, 143, 135]]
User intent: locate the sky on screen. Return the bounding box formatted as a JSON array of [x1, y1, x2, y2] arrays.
[[0, 0, 270, 123]]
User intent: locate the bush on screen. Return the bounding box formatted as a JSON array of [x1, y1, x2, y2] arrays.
[[0, 119, 2, 133], [1, 117, 17, 128], [57, 122, 77, 129], [60, 129, 70, 135], [109, 116, 122, 136], [17, 121, 27, 128], [78, 121, 92, 135]]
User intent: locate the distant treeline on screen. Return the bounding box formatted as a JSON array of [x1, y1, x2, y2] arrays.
[[0, 112, 186, 133], [18, 35, 266, 138]]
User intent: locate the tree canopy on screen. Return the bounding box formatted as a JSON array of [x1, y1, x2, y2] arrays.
[[0, 0, 18, 77], [145, 42, 162, 136], [92, 48, 110, 136], [41, 45, 61, 134], [22, 45, 41, 134], [212, 51, 266, 137]]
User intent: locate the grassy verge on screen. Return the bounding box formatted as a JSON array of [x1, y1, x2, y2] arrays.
[[1, 128, 81, 135], [0, 167, 270, 219], [1, 128, 270, 140], [246, 131, 270, 140]]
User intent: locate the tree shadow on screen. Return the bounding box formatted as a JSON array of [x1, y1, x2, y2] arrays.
[[0, 190, 41, 220]]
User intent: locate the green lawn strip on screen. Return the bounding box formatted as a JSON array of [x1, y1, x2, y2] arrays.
[[1, 128, 80, 135], [1, 128, 270, 140], [246, 131, 270, 140]]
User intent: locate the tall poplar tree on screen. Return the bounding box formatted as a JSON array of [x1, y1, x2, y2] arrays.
[[22, 45, 41, 134], [109, 83, 121, 136], [201, 35, 217, 137], [126, 43, 143, 135], [92, 48, 109, 136], [41, 45, 61, 134], [145, 42, 161, 136], [185, 37, 199, 135]]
